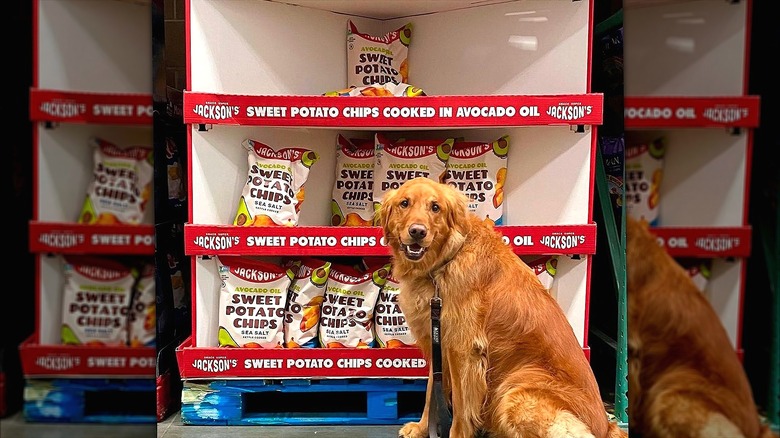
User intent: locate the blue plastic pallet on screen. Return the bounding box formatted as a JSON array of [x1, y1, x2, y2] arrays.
[[180, 378, 427, 426], [24, 378, 156, 424]]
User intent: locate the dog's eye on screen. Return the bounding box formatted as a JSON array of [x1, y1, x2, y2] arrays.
[[431, 203, 440, 213], [400, 199, 409, 208]]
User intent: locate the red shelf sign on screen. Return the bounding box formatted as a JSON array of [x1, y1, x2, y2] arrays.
[[183, 223, 597, 256], [624, 96, 760, 128], [19, 336, 155, 378], [29, 88, 153, 125], [183, 92, 604, 128], [29, 221, 155, 255], [176, 337, 590, 379], [650, 226, 751, 257]]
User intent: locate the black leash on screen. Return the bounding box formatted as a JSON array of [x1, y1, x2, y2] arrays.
[[428, 286, 452, 437]]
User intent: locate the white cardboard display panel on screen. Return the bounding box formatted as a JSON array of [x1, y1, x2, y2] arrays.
[[624, 0, 748, 96], [187, 0, 596, 352], [623, 0, 751, 353], [625, 129, 748, 227], [37, 0, 151, 93], [189, 0, 590, 95], [38, 255, 65, 344], [704, 258, 743, 348], [31, 0, 153, 349]]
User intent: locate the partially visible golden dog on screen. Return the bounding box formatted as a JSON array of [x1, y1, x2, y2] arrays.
[[627, 216, 777, 438], [380, 177, 626, 438]]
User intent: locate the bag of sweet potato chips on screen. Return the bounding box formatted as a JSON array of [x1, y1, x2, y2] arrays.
[[233, 139, 318, 227]]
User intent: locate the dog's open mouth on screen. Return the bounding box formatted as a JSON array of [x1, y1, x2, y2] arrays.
[[401, 243, 427, 261]]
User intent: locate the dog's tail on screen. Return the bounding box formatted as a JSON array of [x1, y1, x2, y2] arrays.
[[607, 421, 628, 438]]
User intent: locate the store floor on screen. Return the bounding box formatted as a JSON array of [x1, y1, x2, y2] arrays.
[[1, 409, 405, 437], [157, 409, 407, 437], [0, 410, 156, 438]]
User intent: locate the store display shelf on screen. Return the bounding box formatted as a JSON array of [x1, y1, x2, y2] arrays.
[[624, 96, 760, 129], [29, 88, 153, 125], [649, 225, 751, 258], [183, 92, 604, 129], [183, 223, 597, 257], [176, 337, 427, 380], [19, 335, 156, 378], [176, 337, 591, 380], [29, 221, 155, 255]]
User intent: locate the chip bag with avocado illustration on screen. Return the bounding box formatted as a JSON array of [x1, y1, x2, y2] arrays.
[[78, 137, 153, 225], [61, 256, 136, 346], [233, 139, 318, 227], [216, 256, 294, 348], [319, 263, 383, 348], [372, 261, 416, 348], [347, 20, 412, 88], [331, 135, 375, 227], [372, 133, 455, 224], [445, 135, 510, 226], [283, 257, 332, 348], [626, 136, 666, 226], [128, 262, 156, 347]]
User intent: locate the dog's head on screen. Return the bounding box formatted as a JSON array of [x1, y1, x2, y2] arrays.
[[378, 177, 471, 278]]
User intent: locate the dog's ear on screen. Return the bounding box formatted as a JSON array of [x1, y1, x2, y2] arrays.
[[443, 184, 471, 234], [377, 188, 398, 235]]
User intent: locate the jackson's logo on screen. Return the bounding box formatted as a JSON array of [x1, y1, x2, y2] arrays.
[[343, 147, 374, 159], [40, 100, 86, 118], [77, 265, 125, 281], [231, 267, 285, 282], [36, 355, 80, 371], [546, 104, 593, 121], [384, 145, 435, 158], [695, 236, 740, 252], [451, 143, 490, 158], [39, 233, 84, 248], [193, 235, 240, 250], [192, 358, 238, 373], [329, 269, 370, 285], [702, 107, 748, 124], [540, 233, 586, 250], [192, 103, 240, 120]]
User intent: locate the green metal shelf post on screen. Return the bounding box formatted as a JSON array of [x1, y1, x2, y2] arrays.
[[595, 144, 628, 427]]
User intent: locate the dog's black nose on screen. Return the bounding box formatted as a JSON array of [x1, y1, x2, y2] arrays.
[[408, 224, 427, 240]]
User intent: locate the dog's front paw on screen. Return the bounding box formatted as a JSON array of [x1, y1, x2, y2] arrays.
[[399, 421, 428, 438]]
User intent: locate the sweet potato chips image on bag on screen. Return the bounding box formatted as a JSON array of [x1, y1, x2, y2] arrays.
[[233, 139, 318, 227], [78, 137, 153, 225]]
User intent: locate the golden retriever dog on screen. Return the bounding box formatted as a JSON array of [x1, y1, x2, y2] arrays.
[[379, 177, 626, 438], [627, 216, 777, 438]]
